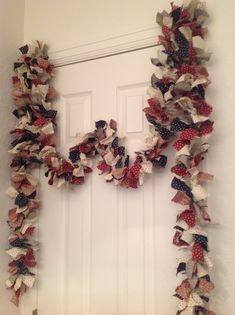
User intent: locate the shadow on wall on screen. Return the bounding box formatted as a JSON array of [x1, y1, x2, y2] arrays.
[[0, 1, 24, 315]]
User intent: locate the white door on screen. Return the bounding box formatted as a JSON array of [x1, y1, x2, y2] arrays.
[[20, 47, 178, 315]]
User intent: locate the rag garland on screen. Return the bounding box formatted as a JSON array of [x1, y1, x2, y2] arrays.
[[6, 1, 216, 313]]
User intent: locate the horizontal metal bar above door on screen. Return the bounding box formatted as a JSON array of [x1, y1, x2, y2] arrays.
[[49, 27, 158, 67]]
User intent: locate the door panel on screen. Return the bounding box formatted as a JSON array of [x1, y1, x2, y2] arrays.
[[21, 47, 178, 315]]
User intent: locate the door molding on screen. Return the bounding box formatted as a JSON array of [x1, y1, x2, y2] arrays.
[[50, 27, 157, 67]]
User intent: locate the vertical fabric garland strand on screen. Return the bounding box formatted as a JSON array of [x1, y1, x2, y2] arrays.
[[153, 1, 216, 314], [5, 42, 55, 305]]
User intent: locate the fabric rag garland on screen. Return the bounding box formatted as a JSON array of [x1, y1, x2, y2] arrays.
[[154, 1, 215, 314], [6, 0, 216, 312], [6, 42, 170, 303]]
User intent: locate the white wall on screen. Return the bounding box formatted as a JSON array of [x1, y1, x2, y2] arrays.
[[0, 1, 25, 314], [24, 0, 160, 52], [23, 0, 235, 314]]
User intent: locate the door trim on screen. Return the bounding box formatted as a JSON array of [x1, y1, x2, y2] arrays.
[[50, 27, 157, 67]]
